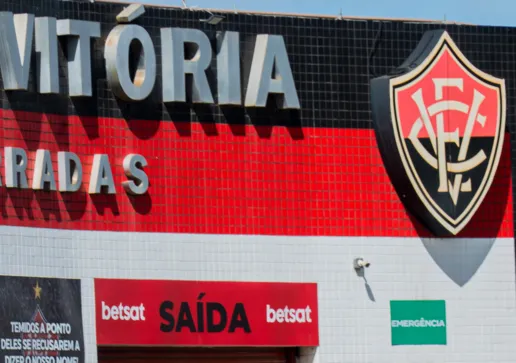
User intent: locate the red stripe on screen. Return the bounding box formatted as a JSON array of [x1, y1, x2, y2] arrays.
[[0, 109, 512, 238]]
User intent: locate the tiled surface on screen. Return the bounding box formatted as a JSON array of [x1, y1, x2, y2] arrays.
[[0, 109, 511, 237], [0, 2, 514, 130], [1, 228, 515, 363], [0, 1, 515, 362], [0, 0, 513, 237]]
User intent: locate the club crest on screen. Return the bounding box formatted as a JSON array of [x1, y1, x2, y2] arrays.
[[370, 30, 506, 236]]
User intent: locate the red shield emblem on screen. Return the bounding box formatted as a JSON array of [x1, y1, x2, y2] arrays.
[[371, 30, 506, 236]]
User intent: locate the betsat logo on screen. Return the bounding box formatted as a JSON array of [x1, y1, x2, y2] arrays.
[[266, 304, 313, 323], [101, 301, 146, 321]]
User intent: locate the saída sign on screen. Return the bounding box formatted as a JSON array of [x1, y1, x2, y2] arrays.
[[371, 30, 506, 237], [94, 278, 319, 347]]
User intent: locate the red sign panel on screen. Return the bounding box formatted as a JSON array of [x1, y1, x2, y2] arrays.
[[94, 278, 319, 347]]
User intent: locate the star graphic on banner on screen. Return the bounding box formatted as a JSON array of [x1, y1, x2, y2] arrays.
[[33, 282, 42, 299]]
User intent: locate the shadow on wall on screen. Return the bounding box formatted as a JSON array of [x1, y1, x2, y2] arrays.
[[421, 237, 495, 287], [354, 267, 376, 302]]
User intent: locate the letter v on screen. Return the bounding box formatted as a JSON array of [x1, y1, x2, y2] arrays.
[[0, 12, 34, 90], [448, 177, 461, 205]]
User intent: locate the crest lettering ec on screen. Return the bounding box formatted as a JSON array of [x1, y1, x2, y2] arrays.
[[371, 30, 506, 236]]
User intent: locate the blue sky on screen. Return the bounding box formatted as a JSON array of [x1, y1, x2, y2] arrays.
[[138, 0, 515, 27]]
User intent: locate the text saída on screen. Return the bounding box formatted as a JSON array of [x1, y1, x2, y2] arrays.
[[160, 300, 251, 333]]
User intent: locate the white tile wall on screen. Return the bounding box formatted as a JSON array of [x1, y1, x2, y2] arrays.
[[1, 226, 515, 363]]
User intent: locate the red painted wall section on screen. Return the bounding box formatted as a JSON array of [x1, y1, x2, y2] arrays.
[[0, 109, 512, 238]]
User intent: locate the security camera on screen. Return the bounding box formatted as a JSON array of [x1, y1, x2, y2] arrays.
[[353, 257, 371, 269]]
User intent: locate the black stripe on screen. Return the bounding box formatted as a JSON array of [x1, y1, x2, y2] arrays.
[[0, 0, 514, 130]]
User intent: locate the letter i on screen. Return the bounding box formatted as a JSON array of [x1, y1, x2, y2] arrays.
[[197, 293, 205, 332]]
